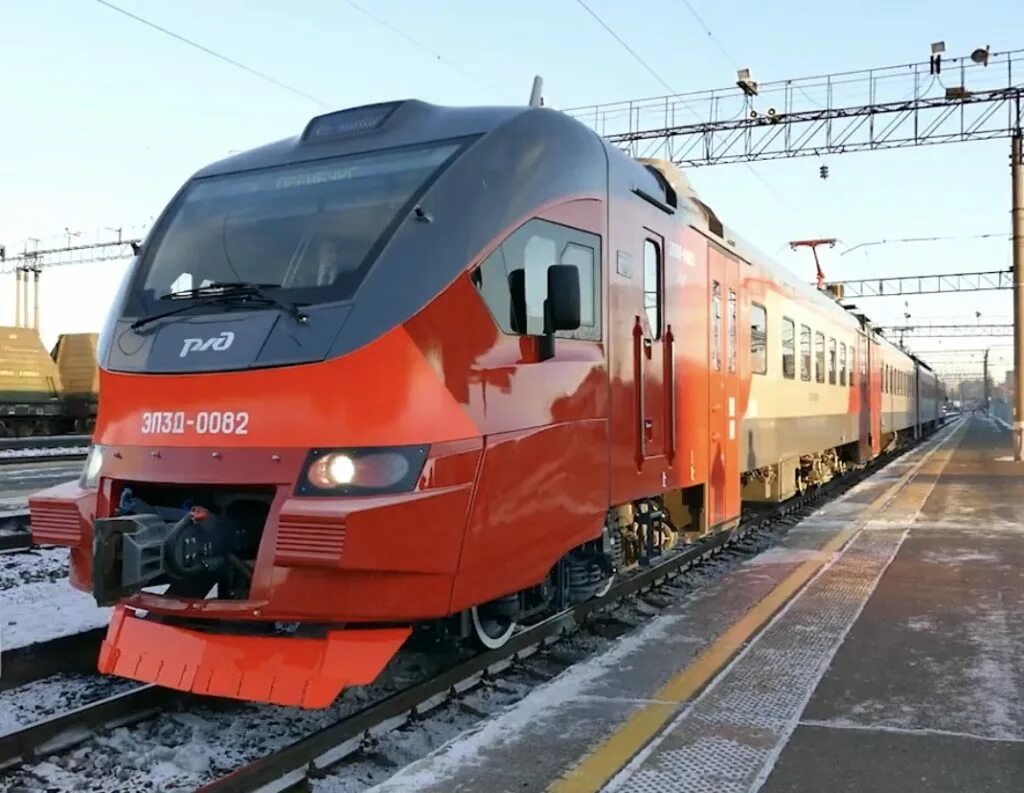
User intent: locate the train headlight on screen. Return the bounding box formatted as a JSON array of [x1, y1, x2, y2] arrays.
[[325, 454, 356, 486], [297, 445, 428, 496], [79, 445, 105, 489]]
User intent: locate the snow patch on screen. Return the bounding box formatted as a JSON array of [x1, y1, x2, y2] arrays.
[[0, 674, 135, 736], [1, 546, 70, 590], [745, 548, 827, 567], [905, 616, 935, 632], [961, 601, 1023, 740], [921, 550, 1001, 565], [1, 578, 110, 650]]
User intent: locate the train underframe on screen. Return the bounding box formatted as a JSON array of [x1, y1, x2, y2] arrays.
[[0, 399, 96, 437], [81, 418, 944, 702]]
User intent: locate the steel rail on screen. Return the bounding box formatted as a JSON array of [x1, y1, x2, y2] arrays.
[[0, 685, 182, 771], [0, 511, 30, 551], [0, 628, 106, 692]]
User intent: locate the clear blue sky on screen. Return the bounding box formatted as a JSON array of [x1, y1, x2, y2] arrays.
[[0, 0, 1017, 378]]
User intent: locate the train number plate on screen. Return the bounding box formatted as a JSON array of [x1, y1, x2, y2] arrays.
[[140, 411, 250, 435]]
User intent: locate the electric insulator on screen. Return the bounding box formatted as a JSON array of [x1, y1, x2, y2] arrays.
[[819, 164, 829, 179]]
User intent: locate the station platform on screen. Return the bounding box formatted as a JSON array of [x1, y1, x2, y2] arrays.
[[370, 415, 1024, 793]]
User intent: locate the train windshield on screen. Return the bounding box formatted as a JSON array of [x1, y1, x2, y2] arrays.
[[131, 141, 463, 312]]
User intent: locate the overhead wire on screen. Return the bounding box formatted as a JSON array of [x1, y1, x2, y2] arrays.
[[572, 0, 803, 216], [679, 0, 738, 69], [340, 0, 512, 99], [840, 232, 1010, 255], [92, 0, 327, 107]]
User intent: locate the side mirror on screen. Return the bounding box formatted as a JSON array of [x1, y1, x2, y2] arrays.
[[508, 269, 527, 333], [546, 264, 580, 332]]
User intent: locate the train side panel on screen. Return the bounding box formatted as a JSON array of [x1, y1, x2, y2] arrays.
[[741, 279, 862, 471]]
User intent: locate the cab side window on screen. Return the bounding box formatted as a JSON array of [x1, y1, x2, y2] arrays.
[[645, 240, 663, 340], [473, 218, 601, 341]]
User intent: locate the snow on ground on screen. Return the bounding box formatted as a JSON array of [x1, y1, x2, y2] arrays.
[[1, 577, 110, 651], [921, 549, 1002, 565], [0, 674, 136, 736], [1, 547, 70, 590], [961, 584, 1024, 740]]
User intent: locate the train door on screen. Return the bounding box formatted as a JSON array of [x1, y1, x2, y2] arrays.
[[913, 367, 921, 438], [636, 229, 671, 468], [869, 336, 882, 455], [857, 331, 871, 461], [707, 246, 741, 527]]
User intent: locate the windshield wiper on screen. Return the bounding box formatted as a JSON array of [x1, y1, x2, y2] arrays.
[[177, 282, 309, 325], [130, 282, 308, 331]]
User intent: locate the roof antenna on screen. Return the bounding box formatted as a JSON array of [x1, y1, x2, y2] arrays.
[[529, 76, 544, 107]]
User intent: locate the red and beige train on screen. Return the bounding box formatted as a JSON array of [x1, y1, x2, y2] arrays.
[[30, 99, 943, 708]]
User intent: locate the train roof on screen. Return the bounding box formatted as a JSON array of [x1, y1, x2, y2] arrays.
[[194, 100, 528, 178], [192, 98, 930, 373], [611, 151, 926, 365]]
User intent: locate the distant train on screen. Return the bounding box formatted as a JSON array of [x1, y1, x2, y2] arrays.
[[0, 328, 98, 436], [31, 99, 946, 709]]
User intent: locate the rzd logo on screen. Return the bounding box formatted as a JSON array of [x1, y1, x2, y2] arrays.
[[180, 331, 235, 358]]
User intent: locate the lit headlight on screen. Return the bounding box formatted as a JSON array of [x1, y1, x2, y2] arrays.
[[297, 446, 427, 496], [79, 445, 105, 489]]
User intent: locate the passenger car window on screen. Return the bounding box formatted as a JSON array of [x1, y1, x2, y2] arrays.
[[751, 302, 767, 375], [828, 338, 836, 385], [840, 343, 847, 386], [782, 317, 795, 379], [815, 332, 825, 383], [800, 324, 811, 382], [473, 218, 601, 341]]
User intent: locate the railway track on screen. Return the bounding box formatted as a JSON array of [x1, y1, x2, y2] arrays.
[[0, 433, 90, 466], [0, 438, 89, 551], [0, 426, 953, 789], [0, 629, 106, 693], [0, 435, 91, 452]]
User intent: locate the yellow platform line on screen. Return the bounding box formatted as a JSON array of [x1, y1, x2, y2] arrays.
[[548, 420, 966, 793]]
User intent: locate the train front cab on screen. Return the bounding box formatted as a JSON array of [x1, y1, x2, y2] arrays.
[[25, 102, 670, 707]]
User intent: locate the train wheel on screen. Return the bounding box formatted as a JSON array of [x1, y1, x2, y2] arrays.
[[470, 605, 517, 650]]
